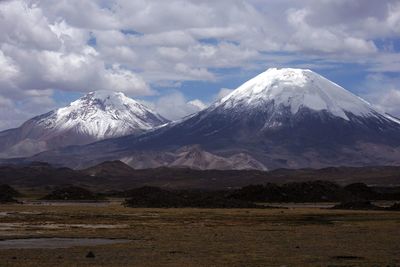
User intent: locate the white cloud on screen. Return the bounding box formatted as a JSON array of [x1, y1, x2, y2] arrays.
[[187, 99, 207, 110], [0, 50, 19, 81], [103, 65, 151, 94], [174, 63, 215, 81], [0, 1, 61, 50], [0, 91, 57, 130], [0, 96, 24, 130], [376, 89, 400, 116], [361, 74, 400, 116], [366, 53, 400, 72], [49, 20, 89, 51], [147, 92, 207, 120], [0, 95, 13, 107], [129, 31, 196, 47], [215, 88, 234, 100], [286, 8, 377, 54], [38, 0, 120, 30]]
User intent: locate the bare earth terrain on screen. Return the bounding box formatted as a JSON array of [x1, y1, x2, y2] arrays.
[[0, 201, 399, 266]]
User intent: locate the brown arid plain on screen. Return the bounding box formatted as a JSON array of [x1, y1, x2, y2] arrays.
[[0, 201, 399, 267]]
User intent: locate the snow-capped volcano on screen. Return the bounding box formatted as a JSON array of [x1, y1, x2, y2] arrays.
[[217, 68, 390, 122], [0, 91, 168, 157], [38, 90, 168, 139], [30, 68, 400, 170]]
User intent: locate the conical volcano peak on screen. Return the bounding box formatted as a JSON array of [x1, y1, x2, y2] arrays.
[[219, 67, 376, 121]]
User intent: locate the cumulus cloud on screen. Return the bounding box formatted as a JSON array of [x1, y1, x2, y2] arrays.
[[361, 74, 400, 117], [0, 96, 24, 130], [0, 50, 19, 81], [0, 91, 57, 130], [146, 92, 207, 120], [102, 65, 151, 94], [187, 99, 208, 110], [286, 8, 377, 54], [0, 1, 61, 51], [375, 89, 400, 117]]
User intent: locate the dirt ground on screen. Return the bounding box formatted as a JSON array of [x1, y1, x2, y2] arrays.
[[0, 201, 399, 266]]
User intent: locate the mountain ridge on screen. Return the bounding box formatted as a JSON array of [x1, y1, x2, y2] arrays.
[[0, 90, 169, 158], [15, 68, 400, 170]]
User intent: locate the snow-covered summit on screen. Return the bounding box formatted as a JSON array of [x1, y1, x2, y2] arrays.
[[218, 68, 378, 121], [36, 90, 169, 139]]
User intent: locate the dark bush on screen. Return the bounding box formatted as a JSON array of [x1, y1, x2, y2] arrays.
[[41, 186, 105, 201], [331, 201, 382, 210], [0, 184, 20, 203], [231, 180, 354, 202], [123, 186, 263, 208], [344, 183, 378, 200], [230, 183, 283, 202]]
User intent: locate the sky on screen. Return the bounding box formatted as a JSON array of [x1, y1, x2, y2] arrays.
[[0, 0, 400, 130]]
